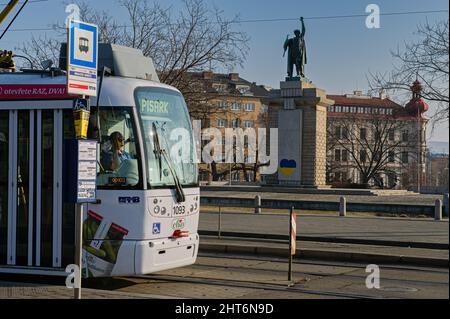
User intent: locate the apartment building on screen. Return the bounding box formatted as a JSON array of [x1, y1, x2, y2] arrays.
[[187, 71, 270, 182], [326, 81, 429, 190]]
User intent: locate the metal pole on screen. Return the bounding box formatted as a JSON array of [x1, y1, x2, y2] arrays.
[[218, 206, 222, 239], [435, 199, 442, 221], [255, 195, 261, 214], [339, 196, 347, 217], [288, 207, 293, 282], [74, 203, 84, 299]]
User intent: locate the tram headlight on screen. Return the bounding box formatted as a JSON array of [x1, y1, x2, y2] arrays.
[[194, 202, 198, 211], [161, 207, 167, 215], [154, 206, 161, 215]]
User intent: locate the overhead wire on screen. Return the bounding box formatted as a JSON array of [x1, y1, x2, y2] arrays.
[[1, 9, 448, 33]]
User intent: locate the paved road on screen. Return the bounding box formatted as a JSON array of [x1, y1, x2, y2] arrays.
[[1, 253, 448, 299], [201, 190, 445, 206], [199, 213, 449, 245]]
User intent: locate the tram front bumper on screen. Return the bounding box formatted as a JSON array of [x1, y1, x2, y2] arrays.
[[134, 234, 199, 275]]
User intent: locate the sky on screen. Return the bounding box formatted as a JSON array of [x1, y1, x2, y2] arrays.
[[1, 0, 449, 142]]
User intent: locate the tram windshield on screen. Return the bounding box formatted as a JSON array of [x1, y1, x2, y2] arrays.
[[135, 87, 198, 188]]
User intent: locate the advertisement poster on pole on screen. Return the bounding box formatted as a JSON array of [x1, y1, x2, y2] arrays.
[[67, 19, 98, 97]]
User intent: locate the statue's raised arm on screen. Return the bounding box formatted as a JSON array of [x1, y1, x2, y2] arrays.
[[300, 17, 306, 38]]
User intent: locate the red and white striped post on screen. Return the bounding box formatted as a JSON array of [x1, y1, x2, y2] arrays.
[[288, 207, 297, 281]]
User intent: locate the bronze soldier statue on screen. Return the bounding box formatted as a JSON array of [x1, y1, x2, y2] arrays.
[[283, 17, 307, 79]]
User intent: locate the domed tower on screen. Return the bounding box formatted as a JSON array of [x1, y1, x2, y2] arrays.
[[405, 80, 429, 117], [405, 80, 429, 192]]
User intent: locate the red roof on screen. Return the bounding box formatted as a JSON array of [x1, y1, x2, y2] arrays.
[[327, 95, 403, 108], [326, 94, 426, 121]]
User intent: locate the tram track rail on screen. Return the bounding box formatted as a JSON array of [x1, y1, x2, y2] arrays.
[[193, 254, 449, 288], [199, 252, 450, 275], [130, 253, 448, 299], [136, 274, 382, 299]]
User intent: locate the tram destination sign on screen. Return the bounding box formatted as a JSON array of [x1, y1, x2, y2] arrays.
[[67, 19, 98, 97]]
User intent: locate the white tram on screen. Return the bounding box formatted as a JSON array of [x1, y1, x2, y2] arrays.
[[0, 44, 200, 277]]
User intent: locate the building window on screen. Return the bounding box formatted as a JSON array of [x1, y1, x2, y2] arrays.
[[402, 151, 409, 164], [231, 103, 241, 111], [374, 151, 381, 161], [218, 101, 228, 109], [232, 119, 241, 128], [213, 84, 227, 93], [244, 121, 254, 128], [335, 127, 348, 140], [360, 128, 367, 140], [342, 127, 348, 139], [402, 131, 409, 142], [375, 131, 381, 141], [232, 171, 240, 181], [335, 149, 341, 162], [218, 119, 228, 128], [342, 149, 348, 162], [335, 172, 348, 183], [389, 151, 395, 163], [199, 171, 209, 182], [237, 86, 250, 95], [335, 127, 341, 139], [244, 103, 256, 112], [261, 104, 268, 113], [389, 129, 395, 141], [388, 173, 397, 188], [360, 150, 367, 163]]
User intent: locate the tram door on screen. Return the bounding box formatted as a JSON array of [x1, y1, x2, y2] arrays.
[[0, 109, 74, 269]]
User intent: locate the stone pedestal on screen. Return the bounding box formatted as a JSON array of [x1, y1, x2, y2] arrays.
[[266, 80, 334, 188]]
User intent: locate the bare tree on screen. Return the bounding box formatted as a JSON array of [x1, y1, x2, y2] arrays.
[[328, 115, 420, 188], [14, 35, 61, 69], [15, 0, 249, 108], [369, 19, 449, 124]]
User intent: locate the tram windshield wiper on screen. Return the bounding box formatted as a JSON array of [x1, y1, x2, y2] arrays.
[[151, 122, 186, 203], [152, 122, 163, 180]]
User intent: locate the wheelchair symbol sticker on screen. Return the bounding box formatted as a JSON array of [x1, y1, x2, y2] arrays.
[[152, 223, 161, 235]]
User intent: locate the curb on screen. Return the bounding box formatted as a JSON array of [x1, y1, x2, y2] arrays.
[[199, 243, 449, 268], [198, 230, 449, 250]]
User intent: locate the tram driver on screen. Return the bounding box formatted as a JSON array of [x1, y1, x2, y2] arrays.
[[102, 131, 132, 171]]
